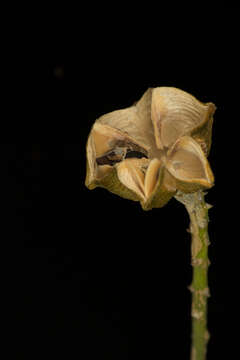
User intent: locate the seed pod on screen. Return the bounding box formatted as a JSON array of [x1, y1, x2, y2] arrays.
[[85, 87, 215, 210]]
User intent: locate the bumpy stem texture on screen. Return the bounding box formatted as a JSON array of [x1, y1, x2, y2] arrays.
[[175, 191, 211, 360]]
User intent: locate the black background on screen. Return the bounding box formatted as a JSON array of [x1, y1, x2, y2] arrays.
[[7, 5, 236, 359]]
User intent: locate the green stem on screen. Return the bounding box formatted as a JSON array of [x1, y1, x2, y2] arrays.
[[175, 191, 211, 360]]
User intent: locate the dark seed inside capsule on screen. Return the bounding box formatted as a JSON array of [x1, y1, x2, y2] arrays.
[[96, 148, 148, 166]]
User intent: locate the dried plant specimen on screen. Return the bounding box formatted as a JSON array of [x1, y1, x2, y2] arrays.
[[85, 87, 216, 359]]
